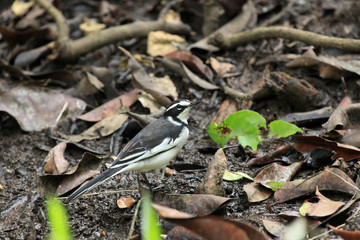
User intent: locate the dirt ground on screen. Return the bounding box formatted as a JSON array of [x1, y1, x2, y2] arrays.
[[2, 0, 360, 239]]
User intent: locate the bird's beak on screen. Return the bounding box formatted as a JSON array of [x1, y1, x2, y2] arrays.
[[190, 101, 201, 107]]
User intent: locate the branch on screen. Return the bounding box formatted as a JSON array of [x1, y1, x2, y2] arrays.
[[34, 0, 69, 42], [59, 21, 190, 61], [210, 26, 360, 52], [34, 0, 191, 62]]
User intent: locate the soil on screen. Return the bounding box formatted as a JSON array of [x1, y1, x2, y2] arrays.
[[1, 0, 360, 239]]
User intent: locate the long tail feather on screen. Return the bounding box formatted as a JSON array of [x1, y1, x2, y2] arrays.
[[65, 166, 123, 203]]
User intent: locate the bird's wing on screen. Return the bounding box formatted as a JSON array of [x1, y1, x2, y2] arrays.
[[110, 117, 184, 168]]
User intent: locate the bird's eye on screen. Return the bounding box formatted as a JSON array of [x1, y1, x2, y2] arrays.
[[177, 105, 182, 110]]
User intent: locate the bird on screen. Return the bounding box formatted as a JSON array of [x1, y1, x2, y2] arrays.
[[65, 99, 198, 203]]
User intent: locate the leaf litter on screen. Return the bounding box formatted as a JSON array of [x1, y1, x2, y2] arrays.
[[2, 0, 360, 239]]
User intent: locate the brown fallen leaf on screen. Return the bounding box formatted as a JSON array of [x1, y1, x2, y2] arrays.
[[247, 144, 293, 166], [44, 142, 69, 175], [77, 89, 140, 122], [0, 26, 50, 49], [154, 193, 234, 216], [65, 71, 103, 98], [330, 225, 360, 240], [293, 135, 360, 161], [165, 51, 214, 81], [14, 44, 51, 68], [243, 182, 273, 202], [56, 153, 104, 196], [118, 46, 171, 106], [25, 69, 77, 84], [157, 57, 219, 90], [342, 129, 360, 148], [254, 162, 303, 190], [322, 103, 360, 131], [147, 31, 185, 56], [12, 0, 33, 16], [287, 49, 360, 80], [59, 108, 129, 142], [89, 66, 119, 100], [0, 86, 86, 131], [117, 196, 135, 209], [79, 17, 106, 35], [196, 148, 227, 196], [39, 152, 104, 196], [262, 219, 285, 237], [274, 168, 359, 203], [153, 204, 270, 240], [167, 226, 204, 240], [299, 187, 344, 217], [164, 167, 176, 177], [209, 57, 235, 77]]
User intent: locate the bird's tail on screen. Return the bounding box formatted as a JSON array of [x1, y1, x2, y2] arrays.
[[65, 166, 123, 203]]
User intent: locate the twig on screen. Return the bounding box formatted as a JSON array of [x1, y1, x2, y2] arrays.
[[126, 198, 143, 240], [210, 26, 360, 52], [60, 21, 190, 61], [33, 0, 191, 61], [33, 0, 69, 42], [188, 0, 255, 52], [220, 81, 252, 100], [259, 0, 296, 27]]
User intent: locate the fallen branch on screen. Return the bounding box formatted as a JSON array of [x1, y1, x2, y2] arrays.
[[210, 26, 360, 52], [220, 81, 252, 100], [188, 0, 255, 52], [35, 0, 69, 42], [34, 0, 191, 62]]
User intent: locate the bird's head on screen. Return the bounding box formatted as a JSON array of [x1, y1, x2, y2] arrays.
[[164, 99, 199, 124]]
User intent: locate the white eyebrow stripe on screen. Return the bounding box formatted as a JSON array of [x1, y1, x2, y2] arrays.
[[166, 101, 191, 111]]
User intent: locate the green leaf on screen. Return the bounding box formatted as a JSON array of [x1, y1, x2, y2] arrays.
[[207, 110, 266, 150], [46, 195, 72, 240], [264, 181, 287, 191], [223, 170, 254, 181], [207, 122, 230, 147], [207, 111, 301, 150], [268, 120, 302, 138], [141, 196, 162, 240], [226, 110, 266, 150]]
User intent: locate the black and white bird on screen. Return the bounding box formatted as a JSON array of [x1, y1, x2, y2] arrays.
[[65, 99, 198, 203]]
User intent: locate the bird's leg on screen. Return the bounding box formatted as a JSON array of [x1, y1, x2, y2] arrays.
[[160, 167, 165, 179], [159, 167, 171, 191], [137, 173, 152, 197], [141, 173, 153, 193]]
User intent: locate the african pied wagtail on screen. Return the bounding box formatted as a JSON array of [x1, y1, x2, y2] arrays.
[[65, 99, 198, 203]]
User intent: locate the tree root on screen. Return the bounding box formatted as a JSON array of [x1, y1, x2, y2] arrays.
[[209, 26, 360, 52], [34, 0, 191, 62]]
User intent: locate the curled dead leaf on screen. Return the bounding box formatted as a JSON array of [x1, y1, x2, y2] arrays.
[[44, 142, 68, 175], [322, 103, 360, 131]]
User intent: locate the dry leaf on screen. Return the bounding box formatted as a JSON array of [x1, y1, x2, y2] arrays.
[[117, 196, 136, 209], [299, 187, 344, 217], [11, 0, 33, 16], [0, 86, 86, 131], [147, 31, 185, 56], [79, 18, 106, 35], [44, 142, 69, 175], [209, 57, 235, 76]]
